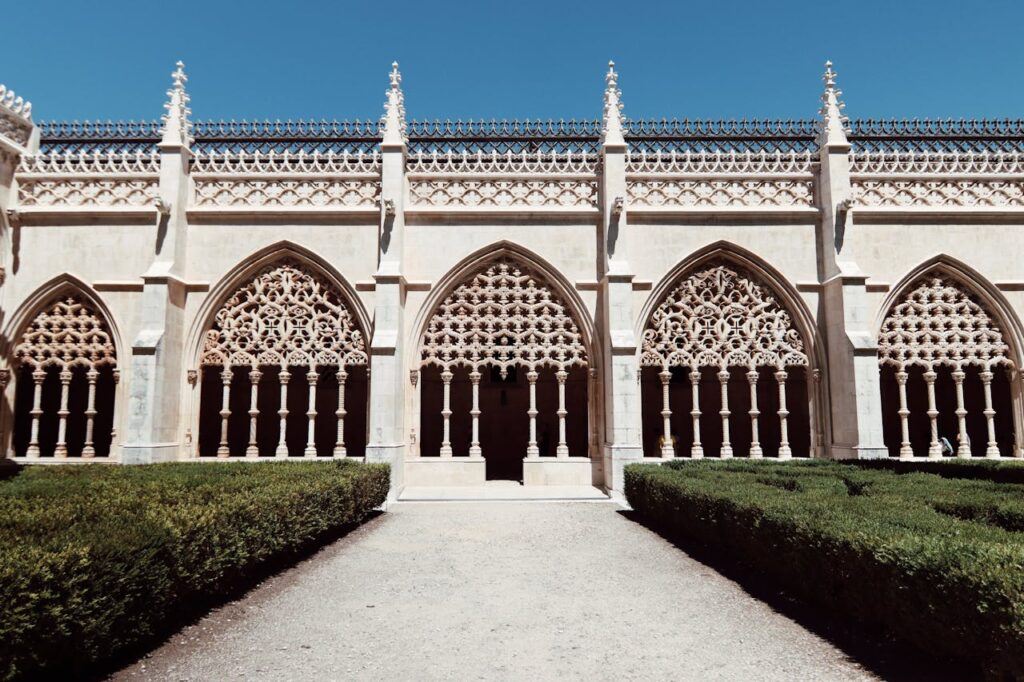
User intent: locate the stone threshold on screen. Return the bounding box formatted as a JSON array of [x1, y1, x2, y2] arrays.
[[398, 481, 610, 502]]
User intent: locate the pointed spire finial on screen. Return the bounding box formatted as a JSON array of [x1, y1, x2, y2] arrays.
[[602, 60, 625, 147], [818, 59, 849, 149], [382, 61, 407, 147], [161, 60, 192, 148]]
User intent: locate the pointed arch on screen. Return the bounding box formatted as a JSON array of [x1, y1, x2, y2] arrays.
[[185, 240, 372, 369], [877, 254, 1023, 370], [410, 240, 598, 371], [638, 241, 821, 371], [2, 273, 124, 369]]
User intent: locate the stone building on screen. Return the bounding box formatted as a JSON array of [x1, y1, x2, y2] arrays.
[[0, 60, 1021, 498]]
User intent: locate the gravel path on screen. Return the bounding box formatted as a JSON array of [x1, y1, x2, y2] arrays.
[[114, 502, 876, 681]]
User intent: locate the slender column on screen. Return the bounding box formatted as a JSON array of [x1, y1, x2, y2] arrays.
[[410, 369, 421, 457], [981, 369, 1000, 458], [110, 369, 120, 449], [689, 369, 703, 458], [304, 368, 318, 457], [659, 368, 673, 458], [469, 369, 482, 457], [526, 370, 540, 458], [895, 368, 912, 459], [747, 368, 762, 458], [776, 369, 791, 459], [185, 369, 198, 457], [924, 368, 941, 458], [217, 367, 232, 458], [334, 368, 348, 457], [556, 369, 569, 458], [0, 369, 10, 457], [276, 368, 290, 457], [246, 368, 262, 458], [952, 368, 971, 457], [82, 368, 99, 458], [26, 368, 45, 458], [440, 369, 453, 457], [53, 368, 72, 458], [718, 368, 732, 458]]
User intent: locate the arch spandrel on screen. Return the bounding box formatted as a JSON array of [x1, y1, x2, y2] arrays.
[[641, 260, 808, 370], [201, 259, 368, 368], [419, 256, 589, 373], [878, 273, 1011, 370]]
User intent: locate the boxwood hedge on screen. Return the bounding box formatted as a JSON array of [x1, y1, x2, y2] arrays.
[[0, 460, 389, 680], [625, 460, 1024, 677]]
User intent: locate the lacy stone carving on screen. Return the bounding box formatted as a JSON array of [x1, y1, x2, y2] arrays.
[[18, 178, 160, 208], [878, 275, 1010, 369], [641, 262, 808, 369], [408, 179, 598, 208], [193, 178, 381, 208], [627, 179, 814, 208], [421, 257, 588, 373], [201, 260, 367, 368], [852, 179, 1024, 208], [14, 294, 117, 369]]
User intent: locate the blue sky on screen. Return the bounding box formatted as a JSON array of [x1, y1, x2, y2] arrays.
[[2, 0, 1021, 122]]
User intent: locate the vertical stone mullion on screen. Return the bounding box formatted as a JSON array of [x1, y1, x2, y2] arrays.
[[440, 369, 453, 457], [27, 367, 46, 458], [776, 369, 791, 459], [304, 368, 318, 458], [54, 367, 72, 458], [924, 368, 940, 458], [246, 368, 262, 458], [718, 368, 732, 458], [526, 370, 539, 458], [82, 368, 99, 458], [556, 369, 569, 458], [335, 368, 348, 457], [469, 369, 482, 457], [747, 368, 762, 458], [895, 368, 913, 459], [217, 366, 233, 458], [981, 368, 1000, 458], [689, 368, 703, 458], [276, 368, 290, 458]]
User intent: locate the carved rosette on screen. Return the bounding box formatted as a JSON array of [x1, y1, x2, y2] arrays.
[[878, 275, 1011, 370], [420, 257, 588, 373], [14, 294, 117, 370], [201, 260, 367, 368], [641, 261, 808, 370]]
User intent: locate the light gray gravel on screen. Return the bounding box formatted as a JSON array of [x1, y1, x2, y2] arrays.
[[114, 502, 877, 681]]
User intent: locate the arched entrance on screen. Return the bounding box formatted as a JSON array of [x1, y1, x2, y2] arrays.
[[413, 252, 593, 485], [878, 264, 1020, 458], [5, 287, 119, 458], [193, 257, 369, 458], [639, 252, 817, 458]]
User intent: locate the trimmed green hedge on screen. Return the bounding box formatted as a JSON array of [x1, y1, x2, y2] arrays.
[[0, 460, 389, 680], [850, 457, 1024, 485], [625, 460, 1024, 677]]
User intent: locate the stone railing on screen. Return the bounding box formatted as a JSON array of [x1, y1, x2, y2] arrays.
[[405, 150, 600, 210], [190, 150, 382, 209], [850, 152, 1024, 209], [625, 150, 817, 210], [16, 151, 160, 209]]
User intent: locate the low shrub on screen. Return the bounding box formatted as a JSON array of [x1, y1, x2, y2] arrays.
[[0, 460, 389, 680], [625, 460, 1024, 677], [851, 457, 1024, 485]]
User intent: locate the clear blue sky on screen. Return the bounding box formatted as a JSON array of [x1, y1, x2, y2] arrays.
[[2, 0, 1021, 123]]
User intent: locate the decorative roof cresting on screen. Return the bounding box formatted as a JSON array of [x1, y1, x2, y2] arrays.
[[602, 61, 625, 147], [160, 61, 192, 148], [382, 61, 407, 147], [0, 82, 35, 149], [818, 60, 849, 149]]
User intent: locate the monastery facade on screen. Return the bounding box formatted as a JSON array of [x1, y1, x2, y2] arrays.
[[0, 61, 1021, 497]]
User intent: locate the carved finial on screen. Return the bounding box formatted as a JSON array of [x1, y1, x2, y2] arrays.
[[160, 60, 192, 148], [382, 61, 407, 147], [602, 60, 625, 147], [0, 83, 35, 151], [0, 84, 31, 120], [818, 60, 849, 149]]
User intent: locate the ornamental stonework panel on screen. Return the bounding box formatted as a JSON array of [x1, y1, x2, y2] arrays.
[[852, 179, 1024, 208], [17, 178, 160, 207], [627, 179, 814, 208], [408, 178, 598, 209], [14, 294, 117, 369], [193, 178, 380, 208]]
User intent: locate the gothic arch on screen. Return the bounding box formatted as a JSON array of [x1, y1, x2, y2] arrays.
[[186, 242, 371, 458], [410, 241, 598, 468], [875, 255, 1023, 458], [638, 241, 822, 459], [1, 274, 124, 458]]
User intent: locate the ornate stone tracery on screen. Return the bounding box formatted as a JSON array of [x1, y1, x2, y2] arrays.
[[201, 259, 367, 369], [878, 275, 1010, 370], [641, 262, 808, 370], [14, 294, 117, 369], [420, 256, 588, 373]]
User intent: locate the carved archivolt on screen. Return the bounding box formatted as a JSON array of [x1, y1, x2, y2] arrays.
[[878, 275, 1010, 369], [201, 260, 367, 368], [641, 262, 808, 369], [14, 294, 117, 369], [420, 257, 588, 373]]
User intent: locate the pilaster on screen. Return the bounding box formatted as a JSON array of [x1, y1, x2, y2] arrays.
[[598, 62, 642, 494], [122, 62, 192, 463], [366, 63, 408, 488], [814, 61, 886, 459]]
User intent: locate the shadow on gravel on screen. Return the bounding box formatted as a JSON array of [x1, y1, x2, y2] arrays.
[[87, 510, 386, 682], [619, 510, 976, 682]]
